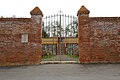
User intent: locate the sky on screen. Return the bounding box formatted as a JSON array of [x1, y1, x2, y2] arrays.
[[0, 0, 120, 18]]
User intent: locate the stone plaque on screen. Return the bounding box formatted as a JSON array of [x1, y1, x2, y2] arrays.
[[21, 34, 28, 43]]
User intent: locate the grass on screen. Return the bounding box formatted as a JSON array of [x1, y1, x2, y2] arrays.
[[66, 54, 79, 58], [42, 54, 56, 59]]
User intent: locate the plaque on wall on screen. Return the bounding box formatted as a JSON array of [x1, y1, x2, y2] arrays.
[[21, 33, 28, 43]]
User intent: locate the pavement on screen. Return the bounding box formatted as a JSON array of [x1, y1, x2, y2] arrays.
[[0, 64, 120, 80], [41, 61, 79, 64]]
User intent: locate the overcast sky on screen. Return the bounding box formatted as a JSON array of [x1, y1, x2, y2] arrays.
[[0, 0, 120, 18]]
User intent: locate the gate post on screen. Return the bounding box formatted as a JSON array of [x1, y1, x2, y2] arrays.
[[77, 5, 91, 63], [30, 7, 43, 63]]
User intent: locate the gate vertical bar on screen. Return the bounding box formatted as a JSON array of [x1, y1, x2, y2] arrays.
[[68, 15, 69, 37]]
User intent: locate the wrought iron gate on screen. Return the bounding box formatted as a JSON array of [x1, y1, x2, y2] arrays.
[[42, 12, 79, 61]]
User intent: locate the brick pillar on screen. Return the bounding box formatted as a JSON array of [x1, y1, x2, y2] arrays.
[[30, 7, 43, 63], [77, 5, 91, 63]]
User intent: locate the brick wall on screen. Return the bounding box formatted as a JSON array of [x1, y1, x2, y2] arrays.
[[0, 7, 43, 66], [90, 17, 120, 62], [78, 6, 120, 63]]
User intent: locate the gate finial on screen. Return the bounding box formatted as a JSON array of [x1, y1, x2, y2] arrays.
[[58, 9, 63, 16]]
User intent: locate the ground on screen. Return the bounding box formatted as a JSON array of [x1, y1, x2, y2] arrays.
[[0, 64, 120, 80], [42, 54, 78, 61]]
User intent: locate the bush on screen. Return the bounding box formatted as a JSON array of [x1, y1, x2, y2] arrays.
[[42, 50, 50, 57]]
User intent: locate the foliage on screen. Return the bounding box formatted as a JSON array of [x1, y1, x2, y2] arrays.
[[66, 54, 79, 58], [42, 15, 78, 37], [42, 22, 50, 38], [51, 21, 64, 37], [42, 50, 55, 59], [42, 29, 49, 38], [65, 20, 78, 37]]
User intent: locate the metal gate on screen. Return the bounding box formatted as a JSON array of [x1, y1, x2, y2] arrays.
[[42, 11, 79, 61]]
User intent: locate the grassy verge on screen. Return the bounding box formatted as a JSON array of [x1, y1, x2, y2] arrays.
[[42, 54, 56, 59], [66, 54, 79, 58]]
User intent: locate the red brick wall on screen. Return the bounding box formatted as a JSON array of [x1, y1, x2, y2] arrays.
[[78, 15, 120, 63], [78, 14, 91, 62], [89, 17, 120, 63], [0, 17, 42, 66]]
